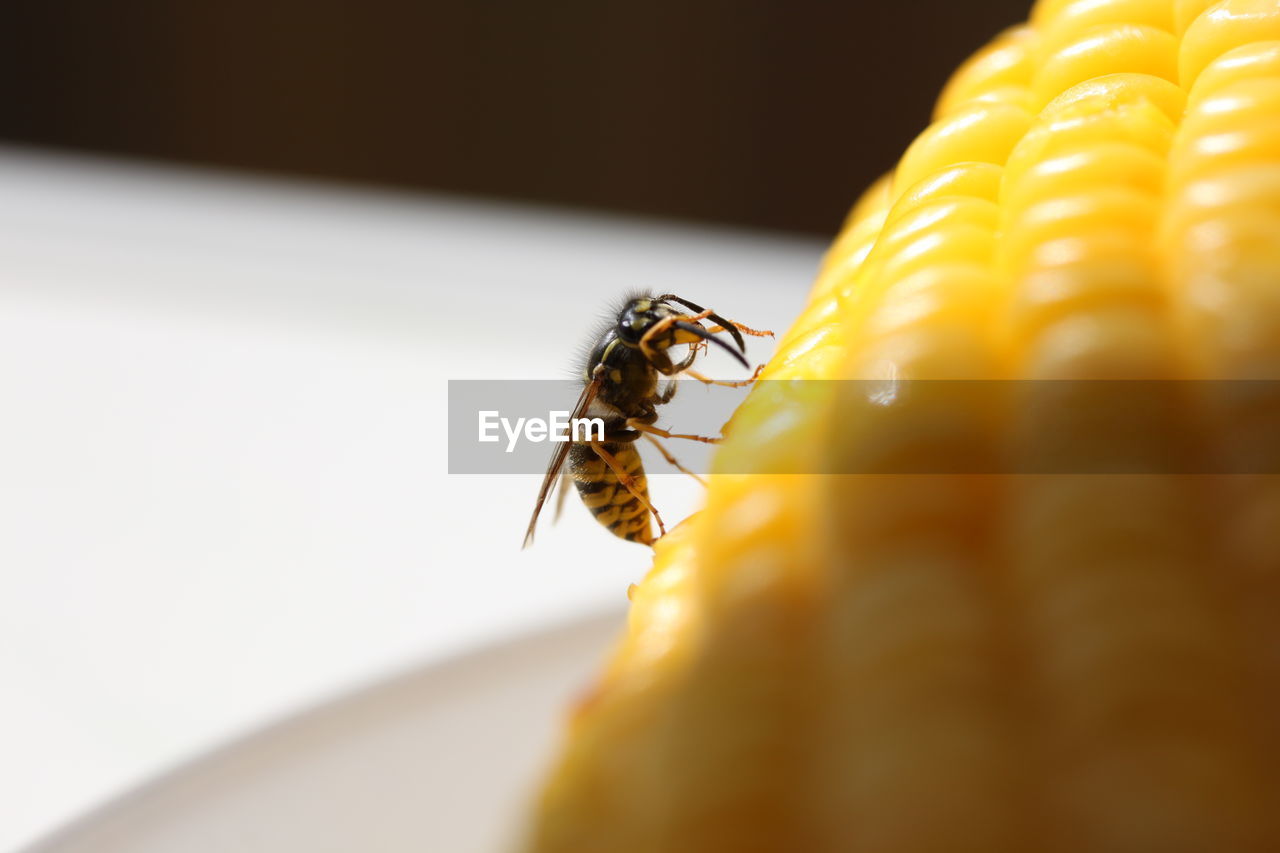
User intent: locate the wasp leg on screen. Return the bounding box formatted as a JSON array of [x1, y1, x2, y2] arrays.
[[626, 419, 720, 444], [553, 473, 572, 522], [682, 364, 766, 388], [639, 309, 713, 364], [590, 441, 666, 538], [705, 321, 774, 338], [655, 378, 680, 406], [642, 433, 706, 486], [664, 347, 698, 377]]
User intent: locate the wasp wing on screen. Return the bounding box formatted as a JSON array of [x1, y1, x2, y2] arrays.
[[522, 372, 603, 548], [552, 473, 573, 522]]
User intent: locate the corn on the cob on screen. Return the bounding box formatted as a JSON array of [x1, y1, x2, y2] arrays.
[[525, 1, 1280, 850]]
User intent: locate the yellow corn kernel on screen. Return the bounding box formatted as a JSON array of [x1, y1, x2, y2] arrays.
[[893, 102, 1034, 195], [1032, 23, 1180, 108], [935, 26, 1037, 118], [526, 0, 1280, 850], [1179, 0, 1280, 87]]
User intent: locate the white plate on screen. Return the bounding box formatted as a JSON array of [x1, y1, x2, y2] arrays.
[[23, 611, 624, 853]]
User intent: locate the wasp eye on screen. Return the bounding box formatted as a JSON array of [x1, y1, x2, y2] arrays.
[[618, 314, 642, 344]]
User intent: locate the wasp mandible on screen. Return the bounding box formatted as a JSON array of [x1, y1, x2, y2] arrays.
[[523, 292, 771, 547]]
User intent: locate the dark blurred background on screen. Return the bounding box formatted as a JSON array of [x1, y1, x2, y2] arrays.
[[0, 1, 1029, 236]]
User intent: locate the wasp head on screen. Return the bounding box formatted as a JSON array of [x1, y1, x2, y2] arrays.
[[615, 295, 748, 368]]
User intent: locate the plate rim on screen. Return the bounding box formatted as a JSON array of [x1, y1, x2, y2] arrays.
[[20, 606, 625, 853]]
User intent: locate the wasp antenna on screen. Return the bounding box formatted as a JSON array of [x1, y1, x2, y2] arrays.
[[656, 295, 747, 354], [673, 321, 750, 369]]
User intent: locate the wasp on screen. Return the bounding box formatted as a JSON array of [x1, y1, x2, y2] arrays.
[[523, 292, 771, 547]]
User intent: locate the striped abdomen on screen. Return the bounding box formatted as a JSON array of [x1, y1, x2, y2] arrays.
[[569, 441, 653, 545]]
